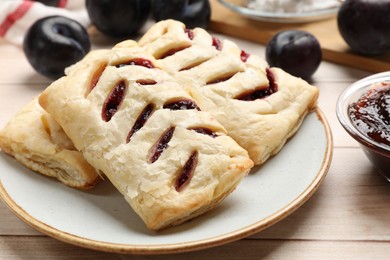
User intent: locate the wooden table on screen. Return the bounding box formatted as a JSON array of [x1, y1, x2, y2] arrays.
[[1, 31, 390, 259]]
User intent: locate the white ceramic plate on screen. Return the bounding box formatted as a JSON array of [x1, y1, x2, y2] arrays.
[[0, 109, 332, 254], [218, 0, 341, 23]]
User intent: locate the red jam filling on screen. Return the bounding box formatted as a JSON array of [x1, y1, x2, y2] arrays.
[[240, 50, 250, 62], [175, 151, 198, 192], [212, 36, 222, 51], [158, 45, 191, 59], [114, 58, 155, 69], [163, 99, 200, 110], [126, 104, 155, 143], [136, 79, 157, 85], [86, 63, 107, 96], [207, 73, 235, 85], [349, 82, 390, 147], [235, 68, 278, 101], [102, 80, 127, 122], [185, 28, 194, 40], [188, 127, 217, 138], [148, 126, 175, 163]]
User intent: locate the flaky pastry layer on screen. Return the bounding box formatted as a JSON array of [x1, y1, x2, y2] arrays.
[[0, 98, 100, 189]]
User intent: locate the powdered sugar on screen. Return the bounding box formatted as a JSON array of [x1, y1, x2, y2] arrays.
[[247, 0, 340, 13]]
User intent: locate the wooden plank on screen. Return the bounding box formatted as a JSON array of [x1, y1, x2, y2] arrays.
[[0, 42, 50, 85], [252, 148, 390, 241], [315, 81, 358, 148], [1, 236, 390, 259], [0, 201, 40, 236], [0, 84, 42, 129], [209, 0, 390, 73], [0, 236, 113, 259]]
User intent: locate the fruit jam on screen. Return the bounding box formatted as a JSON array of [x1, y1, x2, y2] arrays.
[[349, 82, 390, 148]]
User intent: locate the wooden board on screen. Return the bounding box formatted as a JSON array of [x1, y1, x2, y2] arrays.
[[209, 0, 390, 73]]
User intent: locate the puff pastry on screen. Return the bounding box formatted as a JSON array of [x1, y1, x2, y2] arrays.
[[39, 42, 253, 230], [138, 20, 319, 165], [0, 98, 100, 189]]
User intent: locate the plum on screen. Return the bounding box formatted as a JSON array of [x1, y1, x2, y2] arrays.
[[152, 0, 211, 29], [23, 15, 90, 79], [86, 0, 151, 38], [337, 0, 390, 55], [266, 30, 322, 80]]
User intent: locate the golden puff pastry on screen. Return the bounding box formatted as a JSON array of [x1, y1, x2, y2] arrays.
[[138, 20, 319, 165], [0, 97, 100, 189], [39, 41, 253, 230]]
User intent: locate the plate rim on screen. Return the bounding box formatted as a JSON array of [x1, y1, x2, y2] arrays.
[[0, 108, 333, 254]]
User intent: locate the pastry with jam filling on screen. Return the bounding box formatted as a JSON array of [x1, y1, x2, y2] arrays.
[[138, 20, 319, 165], [39, 41, 253, 230]]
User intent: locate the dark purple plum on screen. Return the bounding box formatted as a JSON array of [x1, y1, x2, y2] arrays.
[[266, 30, 322, 80], [23, 15, 90, 79], [86, 0, 151, 38], [152, 0, 211, 29], [337, 0, 390, 56]]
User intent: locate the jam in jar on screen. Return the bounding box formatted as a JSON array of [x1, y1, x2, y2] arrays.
[[349, 82, 390, 147]]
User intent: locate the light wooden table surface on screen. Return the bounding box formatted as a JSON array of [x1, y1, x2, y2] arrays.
[[1, 31, 390, 259]]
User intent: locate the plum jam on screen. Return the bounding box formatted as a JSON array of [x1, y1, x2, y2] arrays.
[[102, 80, 127, 122], [163, 99, 200, 110], [349, 82, 390, 147], [158, 45, 191, 59], [212, 36, 222, 51], [86, 63, 107, 96], [148, 126, 175, 163], [206, 74, 235, 85], [127, 104, 155, 143], [136, 79, 157, 85], [235, 68, 277, 101], [240, 50, 250, 62], [114, 58, 155, 69], [175, 151, 198, 192], [188, 127, 217, 138], [185, 29, 194, 40]]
